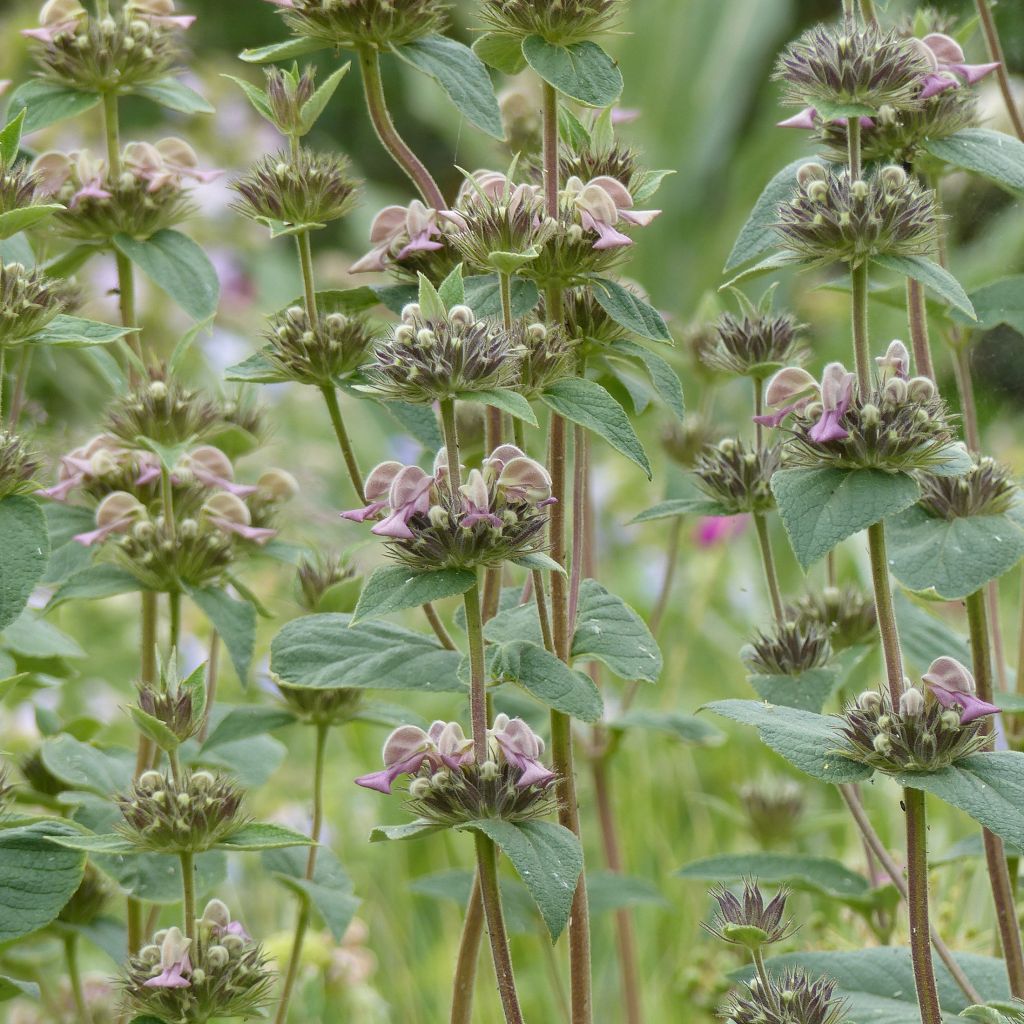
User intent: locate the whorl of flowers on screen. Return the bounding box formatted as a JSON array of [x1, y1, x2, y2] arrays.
[[838, 658, 998, 773], [693, 438, 781, 515], [341, 445, 554, 570], [776, 163, 937, 269], [738, 777, 805, 847], [917, 457, 1018, 521], [740, 618, 832, 677], [559, 141, 644, 198], [0, 262, 77, 345], [231, 148, 360, 229], [105, 369, 223, 447], [266, 0, 447, 49], [262, 305, 374, 387], [478, 0, 621, 46], [775, 21, 932, 117], [116, 769, 246, 853], [366, 300, 522, 404], [355, 715, 556, 825], [705, 880, 794, 949], [121, 901, 272, 1022], [515, 320, 576, 397], [788, 585, 877, 653], [701, 307, 805, 380], [24, 0, 194, 93], [0, 159, 46, 216], [32, 139, 218, 241], [755, 342, 958, 473], [350, 199, 466, 279], [262, 64, 317, 137], [720, 969, 850, 1024]]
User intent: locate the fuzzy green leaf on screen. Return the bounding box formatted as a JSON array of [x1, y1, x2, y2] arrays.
[[590, 277, 672, 342], [0, 204, 64, 241], [184, 585, 256, 685], [299, 62, 351, 132], [0, 109, 25, 165], [223, 349, 290, 384], [222, 74, 274, 121], [370, 820, 444, 842], [240, 37, 332, 63], [924, 128, 1024, 195], [456, 387, 537, 426], [7, 80, 100, 134], [29, 314, 135, 347], [873, 253, 976, 321], [437, 264, 465, 308], [128, 706, 180, 752], [49, 564, 143, 606], [133, 78, 214, 114], [521, 36, 623, 107], [748, 666, 842, 714], [487, 640, 604, 722], [629, 496, 729, 523], [610, 340, 685, 422], [473, 32, 527, 74], [0, 976, 39, 1002], [216, 823, 314, 852], [200, 706, 295, 753], [0, 497, 49, 632], [771, 467, 921, 569], [40, 735, 135, 795], [264, 846, 359, 941], [463, 274, 539, 318], [351, 566, 477, 624], [572, 579, 661, 683]]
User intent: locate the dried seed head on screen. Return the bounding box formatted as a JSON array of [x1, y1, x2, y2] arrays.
[[788, 585, 877, 653], [478, 0, 621, 46], [0, 432, 41, 501], [0, 262, 77, 345], [273, 0, 447, 49], [701, 310, 806, 379], [693, 439, 781, 515], [720, 968, 850, 1024], [918, 457, 1018, 520], [705, 880, 794, 950], [741, 618, 833, 676], [262, 305, 374, 387]]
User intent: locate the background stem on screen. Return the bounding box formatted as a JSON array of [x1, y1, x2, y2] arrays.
[[904, 788, 943, 1024], [64, 934, 92, 1024], [906, 278, 935, 382], [974, 0, 1024, 141], [451, 873, 485, 1024], [320, 385, 365, 502]]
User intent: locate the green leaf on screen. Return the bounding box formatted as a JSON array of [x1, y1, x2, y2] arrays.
[[0, 233, 36, 266], [49, 564, 142, 606], [271, 612, 465, 693], [0, 976, 39, 1003], [128, 706, 180, 752], [679, 853, 876, 909], [135, 436, 191, 472], [873, 253, 976, 321], [0, 497, 49, 632], [133, 78, 214, 114], [302, 286, 383, 316], [351, 565, 477, 624], [952, 276, 1024, 332], [200, 706, 295, 752], [378, 398, 444, 450], [436, 263, 465, 308], [457, 819, 583, 940], [2, 611, 84, 660], [217, 823, 314, 852], [416, 272, 446, 321], [721, 252, 803, 289], [572, 579, 661, 683], [29, 314, 134, 347], [223, 349, 290, 384], [222, 74, 274, 121], [113, 230, 220, 321], [240, 37, 332, 63], [629, 496, 729, 523], [265, 846, 360, 941], [0, 204, 64, 241], [0, 821, 86, 941], [463, 274, 539, 318], [183, 729, 285, 790], [586, 871, 668, 916], [0, 108, 25, 165], [7, 80, 101, 134], [473, 32, 527, 75], [610, 340, 685, 423], [924, 128, 1024, 195], [607, 708, 724, 746], [888, 502, 1024, 600], [46, 833, 140, 855], [394, 35, 504, 139], [724, 157, 809, 271], [410, 868, 537, 934], [184, 586, 256, 685], [299, 62, 351, 132], [541, 378, 651, 478], [40, 735, 135, 795], [456, 387, 537, 426], [771, 467, 921, 569], [748, 666, 842, 714], [482, 601, 544, 647], [704, 699, 871, 783], [589, 277, 672, 342], [370, 820, 444, 842], [487, 640, 603, 722], [521, 36, 623, 107]]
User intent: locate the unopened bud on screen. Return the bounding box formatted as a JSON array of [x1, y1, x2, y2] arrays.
[[797, 162, 828, 188], [860, 403, 881, 427], [878, 165, 908, 190], [138, 770, 163, 791], [448, 305, 474, 327], [408, 777, 432, 798], [907, 376, 935, 401], [899, 688, 925, 717], [806, 181, 829, 203], [207, 945, 230, 969]]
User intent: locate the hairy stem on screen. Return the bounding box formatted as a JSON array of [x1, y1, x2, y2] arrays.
[[542, 84, 559, 218], [568, 425, 588, 628], [904, 787, 943, 1024], [867, 523, 904, 706], [951, 344, 982, 453], [423, 602, 457, 650], [975, 0, 1024, 141], [320, 384, 365, 502], [965, 589, 1024, 995], [180, 850, 196, 939], [357, 47, 445, 209], [451, 872, 485, 1024], [753, 513, 785, 626], [296, 230, 320, 332], [851, 262, 871, 392], [64, 934, 93, 1024], [440, 397, 462, 499], [8, 346, 32, 427], [906, 279, 935, 382], [198, 631, 220, 744], [463, 582, 488, 762]]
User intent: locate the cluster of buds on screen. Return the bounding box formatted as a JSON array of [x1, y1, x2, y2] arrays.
[[105, 370, 223, 446], [559, 139, 645, 199], [33, 140, 218, 242], [24, 0, 194, 93], [693, 438, 781, 515], [121, 901, 272, 1022], [266, 0, 447, 49], [294, 551, 358, 611], [342, 445, 553, 570], [0, 261, 77, 345], [117, 769, 246, 853], [515, 320, 576, 397], [479, 0, 620, 45], [788, 585, 877, 653], [705, 880, 794, 951], [838, 658, 998, 773], [366, 301, 521, 404], [133, 657, 202, 746], [262, 64, 317, 137], [58, 864, 111, 926], [548, 285, 631, 352], [356, 715, 556, 825], [0, 152, 47, 216], [738, 777, 805, 848], [741, 618, 832, 677], [231, 148, 359, 230], [777, 163, 936, 269], [701, 306, 805, 380], [275, 680, 364, 728], [756, 342, 957, 473], [720, 969, 850, 1024], [262, 305, 374, 387], [917, 457, 1019, 521], [0, 432, 41, 501]]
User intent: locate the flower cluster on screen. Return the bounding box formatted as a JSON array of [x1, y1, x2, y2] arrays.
[[0, 261, 77, 345], [350, 199, 465, 278], [24, 0, 194, 93], [262, 305, 374, 387], [116, 769, 245, 853], [478, 0, 620, 46], [33, 139, 218, 241], [342, 445, 553, 570], [276, 681, 364, 728], [917, 457, 1018, 521], [266, 0, 447, 49], [121, 901, 272, 1023], [515, 320, 576, 397], [788, 585, 877, 653], [693, 438, 781, 515], [105, 370, 222, 446], [756, 342, 958, 472], [701, 308, 805, 380], [720, 969, 850, 1024], [776, 163, 936, 269], [741, 618, 832, 676], [356, 715, 556, 825], [705, 880, 794, 950], [838, 658, 998, 773]]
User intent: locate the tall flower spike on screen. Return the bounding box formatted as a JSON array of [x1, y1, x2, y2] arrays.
[[922, 656, 1000, 725]]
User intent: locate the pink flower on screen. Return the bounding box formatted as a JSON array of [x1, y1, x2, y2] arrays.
[[917, 33, 999, 99], [566, 175, 660, 250], [350, 200, 465, 274], [202, 492, 276, 545], [695, 514, 749, 547], [489, 714, 555, 788], [459, 469, 502, 528], [128, 0, 196, 29], [875, 340, 910, 382], [753, 366, 819, 429], [372, 465, 433, 539], [183, 446, 257, 497], [777, 107, 873, 130], [808, 362, 855, 443], [355, 721, 474, 794], [21, 0, 85, 43], [144, 927, 191, 989], [923, 656, 1000, 725]]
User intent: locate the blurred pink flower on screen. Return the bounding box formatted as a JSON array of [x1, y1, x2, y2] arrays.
[[695, 514, 750, 547]]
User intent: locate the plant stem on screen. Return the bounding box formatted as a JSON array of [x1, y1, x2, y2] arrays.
[[542, 84, 559, 218], [847, 110, 862, 180], [567, 425, 587, 628], [319, 384, 366, 502], [499, 272, 513, 330], [0, 345, 5, 423], [753, 514, 785, 626], [975, 0, 1024, 141], [752, 945, 781, 1014], [859, 0, 877, 25], [531, 569, 555, 653], [296, 231, 320, 332], [274, 721, 330, 1024], [838, 784, 982, 1003], [64, 933, 92, 1024], [198, 631, 220, 744], [592, 752, 642, 1024], [451, 872, 485, 1024], [161, 466, 176, 542], [8, 346, 32, 426], [965, 589, 1024, 995], [904, 787, 943, 1024], [440, 398, 462, 499], [180, 850, 196, 939], [357, 47, 445, 210], [851, 262, 870, 391], [906, 279, 935, 381], [168, 589, 181, 654], [648, 517, 681, 638], [951, 344, 982, 452], [867, 523, 904, 706], [127, 896, 144, 956], [423, 602, 457, 650], [474, 832, 525, 1024], [463, 582, 488, 760]]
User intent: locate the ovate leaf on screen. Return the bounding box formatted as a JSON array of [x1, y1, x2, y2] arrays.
[[29, 314, 135, 347], [473, 32, 527, 75], [748, 666, 842, 714], [572, 579, 661, 682], [264, 846, 359, 941], [7, 81, 100, 134], [724, 157, 808, 271], [0, 205, 64, 241], [610, 340, 685, 423], [240, 38, 332, 63], [873, 253, 976, 321], [590, 277, 672, 342], [183, 585, 256, 685], [924, 128, 1024, 195], [133, 78, 214, 114], [0, 497, 49, 632], [351, 566, 477, 624], [521, 36, 623, 107], [487, 640, 603, 722]]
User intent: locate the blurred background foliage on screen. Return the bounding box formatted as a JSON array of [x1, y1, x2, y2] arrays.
[[1, 0, 1024, 1021]]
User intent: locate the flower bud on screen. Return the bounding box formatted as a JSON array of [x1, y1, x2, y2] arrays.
[[907, 376, 936, 401], [797, 162, 828, 188], [900, 687, 925, 717], [408, 777, 432, 799], [257, 468, 299, 502], [878, 165, 908, 190]]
